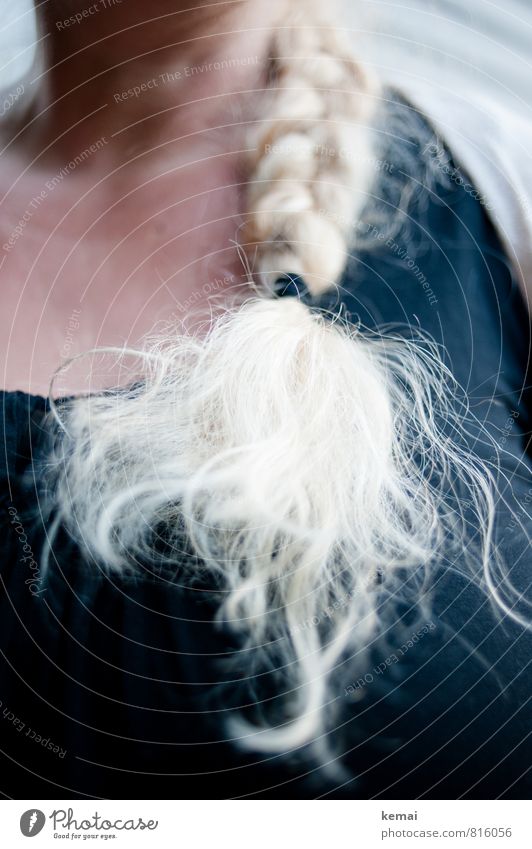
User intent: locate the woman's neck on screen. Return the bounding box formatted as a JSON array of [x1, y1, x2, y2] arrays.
[[29, 0, 282, 163]]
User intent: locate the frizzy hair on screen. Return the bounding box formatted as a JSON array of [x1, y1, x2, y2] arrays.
[[46, 2, 500, 771]]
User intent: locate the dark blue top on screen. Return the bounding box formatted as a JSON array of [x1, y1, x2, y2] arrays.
[[1, 97, 531, 799]]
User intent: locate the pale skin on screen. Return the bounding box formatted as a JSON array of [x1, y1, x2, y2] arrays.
[[0, 0, 282, 394]]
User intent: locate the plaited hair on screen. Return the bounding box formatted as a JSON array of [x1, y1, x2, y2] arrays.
[[242, 1, 376, 293]]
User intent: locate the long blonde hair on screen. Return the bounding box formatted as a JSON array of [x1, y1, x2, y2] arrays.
[[47, 1, 499, 770]]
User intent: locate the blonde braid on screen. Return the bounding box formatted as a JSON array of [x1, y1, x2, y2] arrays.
[[242, 1, 377, 295]]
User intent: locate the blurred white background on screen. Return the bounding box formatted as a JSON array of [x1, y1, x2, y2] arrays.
[[0, 0, 37, 90], [351, 0, 532, 115], [0, 0, 530, 114]]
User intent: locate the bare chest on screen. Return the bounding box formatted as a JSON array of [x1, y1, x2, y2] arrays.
[[0, 151, 244, 394]]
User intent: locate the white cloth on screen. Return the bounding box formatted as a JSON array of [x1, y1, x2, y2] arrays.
[[397, 83, 532, 310]]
